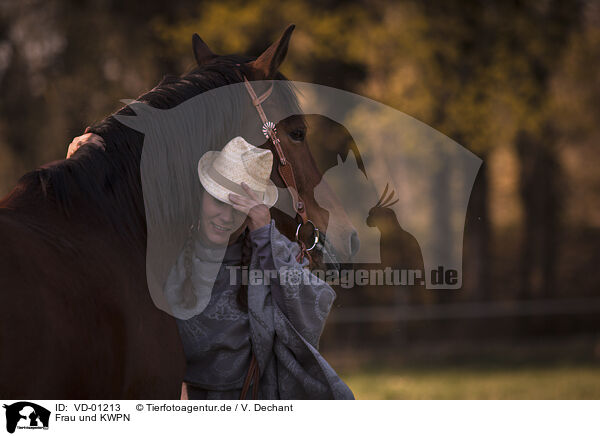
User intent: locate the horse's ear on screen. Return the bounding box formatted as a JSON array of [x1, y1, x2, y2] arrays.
[[248, 24, 295, 79], [192, 33, 217, 66]]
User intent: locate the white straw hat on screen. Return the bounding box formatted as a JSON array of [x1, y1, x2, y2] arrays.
[[197, 136, 278, 207]]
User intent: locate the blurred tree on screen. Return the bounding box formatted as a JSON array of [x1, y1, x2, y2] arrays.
[[495, 0, 583, 299], [0, 0, 198, 197]]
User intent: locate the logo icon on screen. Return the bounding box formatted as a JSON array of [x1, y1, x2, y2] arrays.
[[3, 402, 50, 434]]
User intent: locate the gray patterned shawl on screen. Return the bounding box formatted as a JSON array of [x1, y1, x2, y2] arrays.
[[173, 221, 354, 400]]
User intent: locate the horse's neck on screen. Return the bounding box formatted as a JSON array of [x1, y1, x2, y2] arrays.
[[0, 166, 145, 257], [0, 170, 50, 212]]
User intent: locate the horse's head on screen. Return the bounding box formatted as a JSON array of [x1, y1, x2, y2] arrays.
[[192, 25, 359, 266]]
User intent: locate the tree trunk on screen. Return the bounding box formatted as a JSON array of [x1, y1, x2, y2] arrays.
[[464, 157, 490, 300], [516, 125, 561, 299]]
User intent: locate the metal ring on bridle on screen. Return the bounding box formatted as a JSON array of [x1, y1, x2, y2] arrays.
[[295, 220, 319, 252]]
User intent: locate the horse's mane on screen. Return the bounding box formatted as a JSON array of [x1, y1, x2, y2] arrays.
[[23, 54, 297, 253]]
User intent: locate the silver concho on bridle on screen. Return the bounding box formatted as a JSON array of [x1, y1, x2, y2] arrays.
[[262, 121, 277, 141]]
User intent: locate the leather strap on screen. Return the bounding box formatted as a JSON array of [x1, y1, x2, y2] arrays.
[[240, 353, 260, 400], [277, 158, 308, 222], [241, 77, 312, 264]]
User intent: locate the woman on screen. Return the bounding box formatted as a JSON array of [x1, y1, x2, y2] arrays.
[[163, 136, 354, 400]]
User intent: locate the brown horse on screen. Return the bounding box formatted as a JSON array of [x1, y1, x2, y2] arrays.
[[0, 25, 357, 399]]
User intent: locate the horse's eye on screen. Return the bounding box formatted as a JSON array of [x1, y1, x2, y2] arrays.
[[288, 128, 306, 142]]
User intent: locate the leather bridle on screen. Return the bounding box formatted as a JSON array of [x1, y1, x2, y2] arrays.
[[242, 76, 319, 264], [240, 76, 322, 400]]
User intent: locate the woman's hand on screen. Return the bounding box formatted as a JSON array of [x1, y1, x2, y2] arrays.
[[229, 182, 271, 231], [66, 132, 105, 158]]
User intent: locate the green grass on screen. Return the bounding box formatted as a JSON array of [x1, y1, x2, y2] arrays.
[[339, 364, 600, 399]]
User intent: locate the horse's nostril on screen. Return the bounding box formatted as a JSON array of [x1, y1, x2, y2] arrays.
[[349, 230, 360, 258]]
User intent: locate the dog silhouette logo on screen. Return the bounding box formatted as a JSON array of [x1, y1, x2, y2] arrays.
[[3, 402, 50, 434]]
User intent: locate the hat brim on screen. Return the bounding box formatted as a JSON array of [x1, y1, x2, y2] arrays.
[[197, 151, 278, 208]]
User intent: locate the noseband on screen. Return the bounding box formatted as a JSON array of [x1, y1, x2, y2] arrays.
[[242, 76, 319, 264]]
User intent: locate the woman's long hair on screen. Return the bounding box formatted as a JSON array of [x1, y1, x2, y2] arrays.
[[238, 229, 252, 311], [178, 186, 253, 312]]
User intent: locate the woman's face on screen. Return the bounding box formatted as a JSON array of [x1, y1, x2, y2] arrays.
[[198, 190, 247, 246]]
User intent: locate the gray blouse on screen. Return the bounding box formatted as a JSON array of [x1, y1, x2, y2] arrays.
[[172, 221, 354, 400]]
